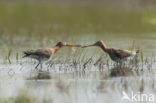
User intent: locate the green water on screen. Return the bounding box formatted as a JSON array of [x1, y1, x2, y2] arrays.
[[0, 1, 155, 57], [0, 1, 155, 34]]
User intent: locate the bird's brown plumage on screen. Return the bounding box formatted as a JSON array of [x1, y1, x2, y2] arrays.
[[23, 42, 81, 69], [83, 40, 139, 62], [23, 48, 53, 61]]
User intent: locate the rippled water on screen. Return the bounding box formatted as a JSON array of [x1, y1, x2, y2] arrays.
[[0, 1, 156, 103], [0, 54, 156, 103], [0, 33, 156, 103]]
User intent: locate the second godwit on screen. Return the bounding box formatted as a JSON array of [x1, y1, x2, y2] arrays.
[[82, 40, 139, 64], [23, 42, 81, 69]]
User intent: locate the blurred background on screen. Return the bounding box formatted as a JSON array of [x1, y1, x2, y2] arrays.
[[0, 0, 156, 56], [0, 1, 156, 103]]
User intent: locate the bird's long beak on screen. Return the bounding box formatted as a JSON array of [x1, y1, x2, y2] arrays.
[[82, 44, 95, 48], [65, 44, 81, 47]]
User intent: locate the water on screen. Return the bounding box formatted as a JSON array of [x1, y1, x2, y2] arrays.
[[0, 1, 156, 103]]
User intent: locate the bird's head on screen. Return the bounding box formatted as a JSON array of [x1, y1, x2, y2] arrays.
[[82, 40, 105, 48], [56, 42, 81, 47], [56, 42, 65, 47]]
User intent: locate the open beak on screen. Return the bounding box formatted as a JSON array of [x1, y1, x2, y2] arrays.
[[65, 44, 81, 47], [82, 44, 95, 48]]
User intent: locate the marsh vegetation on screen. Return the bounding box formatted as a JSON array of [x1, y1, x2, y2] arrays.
[[0, 0, 156, 103]]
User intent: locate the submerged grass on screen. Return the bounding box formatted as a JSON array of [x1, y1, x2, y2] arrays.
[[0, 35, 154, 79], [14, 92, 37, 103], [0, 92, 37, 103], [24, 49, 155, 79]]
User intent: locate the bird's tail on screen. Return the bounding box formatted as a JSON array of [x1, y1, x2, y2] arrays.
[[22, 51, 30, 58]]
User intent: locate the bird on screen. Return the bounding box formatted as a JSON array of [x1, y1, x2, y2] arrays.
[[82, 40, 139, 64], [23, 42, 81, 70]]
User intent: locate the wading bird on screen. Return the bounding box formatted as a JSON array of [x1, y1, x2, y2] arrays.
[[83, 40, 139, 65], [23, 42, 81, 69]]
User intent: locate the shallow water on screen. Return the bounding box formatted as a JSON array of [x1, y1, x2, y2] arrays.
[[0, 1, 156, 103], [1, 23, 156, 103], [0, 58, 156, 103]]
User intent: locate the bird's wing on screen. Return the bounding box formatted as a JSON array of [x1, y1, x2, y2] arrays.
[[23, 50, 36, 56], [113, 49, 132, 59], [24, 48, 52, 58]]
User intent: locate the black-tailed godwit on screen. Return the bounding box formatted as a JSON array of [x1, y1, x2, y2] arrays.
[[23, 42, 81, 69], [82, 40, 139, 63]]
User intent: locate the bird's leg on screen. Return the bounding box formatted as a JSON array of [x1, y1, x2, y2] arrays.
[[40, 63, 43, 70], [120, 64, 122, 69], [35, 62, 40, 70], [119, 60, 122, 69]]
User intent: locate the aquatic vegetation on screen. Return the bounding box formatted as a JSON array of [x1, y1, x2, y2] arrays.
[[0, 92, 37, 103], [14, 92, 37, 103], [0, 1, 156, 103]]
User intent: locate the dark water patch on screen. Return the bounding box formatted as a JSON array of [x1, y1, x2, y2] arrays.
[[109, 66, 134, 77], [27, 70, 51, 80]]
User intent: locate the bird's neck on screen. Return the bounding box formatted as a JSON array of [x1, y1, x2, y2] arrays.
[[99, 43, 108, 52], [51, 46, 61, 53]]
